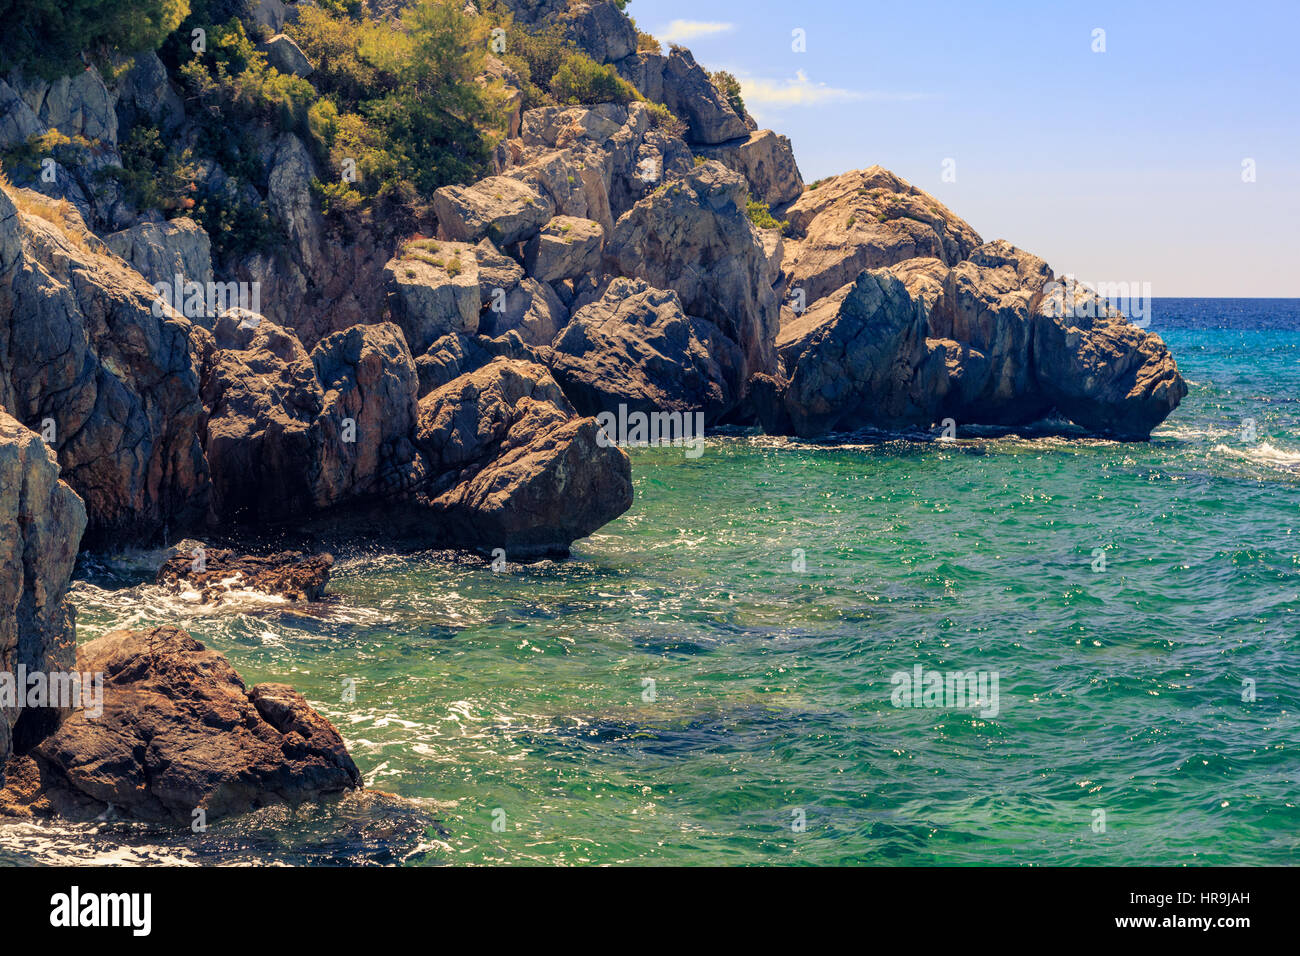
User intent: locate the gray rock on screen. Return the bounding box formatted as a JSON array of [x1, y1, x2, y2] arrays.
[[522, 215, 604, 282], [432, 175, 554, 245], [310, 323, 422, 508], [0, 79, 45, 150], [104, 217, 214, 289], [0, 181, 210, 547], [0, 411, 86, 778], [550, 277, 744, 422], [658, 48, 748, 145], [781, 165, 983, 306], [113, 50, 185, 133], [260, 34, 314, 77], [478, 276, 568, 346], [560, 2, 637, 63], [695, 129, 805, 208], [384, 239, 480, 354], [267, 133, 323, 272], [605, 161, 779, 379]]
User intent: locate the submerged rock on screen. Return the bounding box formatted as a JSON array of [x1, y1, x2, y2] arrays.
[[0, 626, 360, 824], [156, 548, 334, 602]]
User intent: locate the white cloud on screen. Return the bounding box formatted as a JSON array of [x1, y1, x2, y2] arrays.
[[737, 70, 930, 112], [657, 20, 736, 44]]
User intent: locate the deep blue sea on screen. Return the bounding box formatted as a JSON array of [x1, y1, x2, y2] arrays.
[[2, 298, 1297, 866]]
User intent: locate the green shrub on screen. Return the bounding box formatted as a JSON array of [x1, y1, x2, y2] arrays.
[[711, 70, 746, 119], [746, 198, 788, 233], [550, 53, 639, 106]]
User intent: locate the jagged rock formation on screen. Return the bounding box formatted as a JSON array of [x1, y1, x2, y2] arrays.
[[0, 0, 1188, 566], [0, 183, 210, 548], [551, 277, 743, 423], [780, 166, 984, 306], [695, 129, 805, 209], [766, 241, 1187, 439], [605, 161, 780, 381], [0, 412, 86, 782], [0, 626, 360, 823], [413, 358, 633, 558]]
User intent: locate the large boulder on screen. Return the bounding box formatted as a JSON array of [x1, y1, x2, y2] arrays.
[[606, 161, 779, 379], [0, 626, 360, 823], [259, 33, 313, 77], [550, 277, 743, 422], [383, 239, 480, 354], [414, 359, 633, 558], [620, 47, 747, 145], [112, 50, 185, 134], [432, 175, 554, 245], [104, 217, 214, 289], [415, 330, 547, 397], [513, 102, 684, 227], [1033, 276, 1187, 438], [0, 181, 210, 547], [695, 130, 805, 208], [771, 240, 1188, 439], [0, 412, 86, 781], [522, 215, 604, 282], [781, 166, 983, 306], [560, 2, 637, 63], [477, 276, 568, 346]]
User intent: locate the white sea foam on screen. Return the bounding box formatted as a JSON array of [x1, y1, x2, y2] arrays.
[[1214, 441, 1300, 470]]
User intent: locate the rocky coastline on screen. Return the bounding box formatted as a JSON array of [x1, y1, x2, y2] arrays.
[[0, 0, 1186, 828]]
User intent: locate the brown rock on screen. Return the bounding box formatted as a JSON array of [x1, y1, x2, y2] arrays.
[[414, 358, 632, 558], [781, 166, 983, 306], [156, 548, 334, 602], [0, 626, 360, 823]]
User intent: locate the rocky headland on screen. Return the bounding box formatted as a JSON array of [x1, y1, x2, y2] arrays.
[[0, 0, 1187, 827]]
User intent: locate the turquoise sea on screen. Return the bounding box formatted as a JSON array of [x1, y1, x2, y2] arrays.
[[3, 298, 1297, 866]]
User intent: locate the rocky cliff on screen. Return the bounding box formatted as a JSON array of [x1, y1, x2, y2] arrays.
[[0, 0, 1186, 553]]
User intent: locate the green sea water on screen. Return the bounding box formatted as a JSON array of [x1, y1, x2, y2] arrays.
[[4, 300, 1298, 866]]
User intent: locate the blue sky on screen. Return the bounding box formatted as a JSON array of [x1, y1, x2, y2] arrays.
[[633, 0, 1300, 296]]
